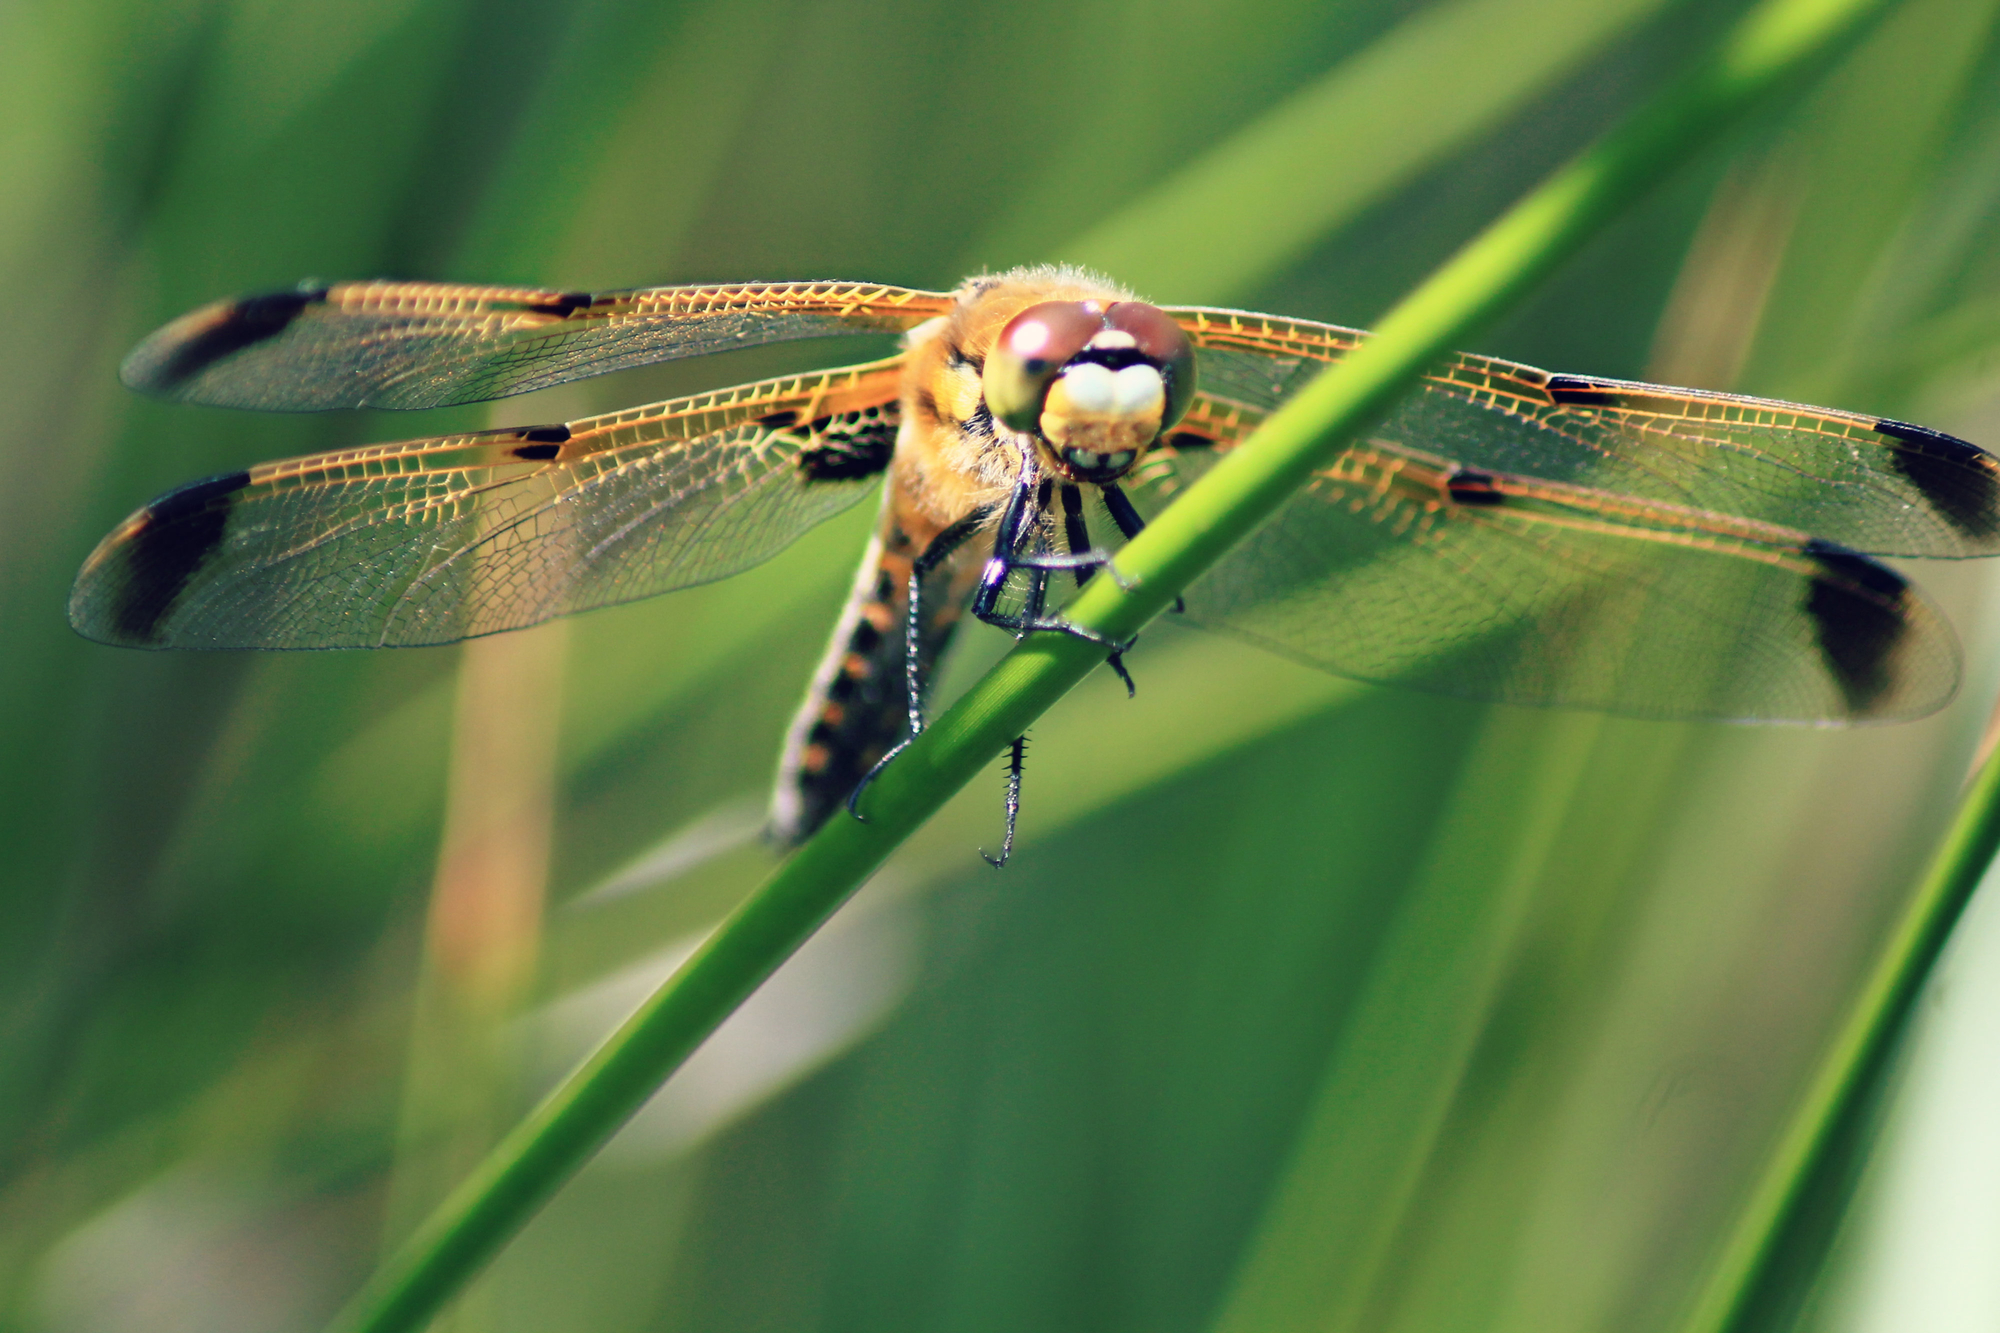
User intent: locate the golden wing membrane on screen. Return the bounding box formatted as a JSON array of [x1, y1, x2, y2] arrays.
[[71, 358, 906, 649], [1168, 308, 2000, 559], [1128, 425, 1958, 722], [121, 280, 952, 412]]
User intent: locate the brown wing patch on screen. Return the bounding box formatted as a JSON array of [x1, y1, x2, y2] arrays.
[[98, 470, 255, 645], [71, 357, 905, 649], [795, 407, 897, 482], [1872, 419, 2000, 540]]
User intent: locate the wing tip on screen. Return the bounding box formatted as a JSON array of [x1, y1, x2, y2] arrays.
[[70, 469, 253, 647], [120, 283, 332, 399], [1875, 417, 2000, 543]]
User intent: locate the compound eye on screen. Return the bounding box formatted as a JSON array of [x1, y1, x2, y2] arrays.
[[1105, 302, 1196, 430], [983, 301, 1103, 432]]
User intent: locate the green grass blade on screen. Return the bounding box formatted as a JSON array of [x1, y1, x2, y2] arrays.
[[1061, 0, 1682, 303], [1678, 746, 2000, 1333], [1206, 708, 1611, 1333], [326, 0, 1898, 1328]]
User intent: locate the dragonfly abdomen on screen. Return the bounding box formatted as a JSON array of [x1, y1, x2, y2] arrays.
[[769, 510, 975, 846]]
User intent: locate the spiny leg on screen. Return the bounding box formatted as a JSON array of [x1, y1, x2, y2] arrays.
[[978, 461, 1112, 600], [972, 462, 1135, 679], [1004, 482, 1120, 584], [844, 509, 989, 824], [1059, 485, 1095, 588], [989, 481, 1120, 582], [1017, 483, 1058, 624], [1101, 482, 1182, 614], [1100, 483, 1146, 541], [1055, 483, 1140, 694], [996, 499, 1090, 686], [1020, 564, 1052, 626], [980, 735, 1028, 868]]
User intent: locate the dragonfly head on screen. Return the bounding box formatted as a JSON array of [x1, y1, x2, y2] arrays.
[[983, 299, 1195, 483]]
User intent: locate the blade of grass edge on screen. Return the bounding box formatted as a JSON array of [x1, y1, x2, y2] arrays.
[[1057, 0, 1683, 303], [1680, 747, 2000, 1333], [325, 1, 1899, 1328]]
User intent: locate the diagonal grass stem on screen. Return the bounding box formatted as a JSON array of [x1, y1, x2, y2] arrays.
[[328, 0, 1898, 1328]]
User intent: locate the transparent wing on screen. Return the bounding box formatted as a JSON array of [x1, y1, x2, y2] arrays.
[[1126, 428, 1959, 722], [1167, 307, 2000, 558], [122, 280, 952, 411], [71, 358, 905, 648]]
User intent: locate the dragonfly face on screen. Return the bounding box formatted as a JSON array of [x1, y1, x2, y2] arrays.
[[71, 265, 2000, 852], [887, 270, 1190, 529], [977, 294, 1196, 483]]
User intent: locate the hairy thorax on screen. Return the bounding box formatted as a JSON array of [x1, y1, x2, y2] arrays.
[[890, 267, 1137, 546]]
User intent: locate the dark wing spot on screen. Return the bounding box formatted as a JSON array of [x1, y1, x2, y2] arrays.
[[798, 415, 896, 483], [1876, 418, 2000, 540], [1166, 431, 1215, 450], [1806, 538, 1907, 597], [1545, 375, 1621, 407], [113, 470, 253, 644], [523, 291, 593, 317], [153, 287, 330, 388], [511, 424, 569, 458], [1447, 469, 1506, 506], [1803, 538, 1908, 715], [758, 410, 799, 429]]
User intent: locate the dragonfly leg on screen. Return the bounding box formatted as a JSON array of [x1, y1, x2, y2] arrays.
[[1009, 559, 1137, 698], [1059, 485, 1099, 588], [967, 458, 1041, 622], [1019, 563, 1053, 625], [980, 735, 1028, 868], [844, 509, 991, 826], [970, 466, 1138, 696], [1101, 483, 1181, 613], [1005, 488, 1119, 580]]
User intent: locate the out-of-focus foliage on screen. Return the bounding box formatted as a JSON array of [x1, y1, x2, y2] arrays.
[[4, 0, 2000, 1331]]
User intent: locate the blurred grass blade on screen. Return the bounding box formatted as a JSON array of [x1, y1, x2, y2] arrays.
[[1740, 0, 2000, 401], [1207, 709, 1607, 1333], [1681, 747, 2000, 1333], [1064, 0, 1683, 303], [326, 0, 1898, 1328]]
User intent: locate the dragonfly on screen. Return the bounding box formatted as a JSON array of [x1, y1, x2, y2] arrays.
[[70, 266, 2000, 862]]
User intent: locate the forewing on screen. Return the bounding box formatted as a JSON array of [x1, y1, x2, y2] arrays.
[[1126, 432, 1959, 722], [71, 358, 905, 649], [123, 280, 952, 411], [1168, 307, 2000, 557]]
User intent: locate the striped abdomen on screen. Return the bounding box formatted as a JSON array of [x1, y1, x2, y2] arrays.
[[768, 504, 981, 846]]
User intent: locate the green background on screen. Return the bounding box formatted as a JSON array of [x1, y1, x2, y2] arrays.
[[5, 0, 2000, 1329]]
